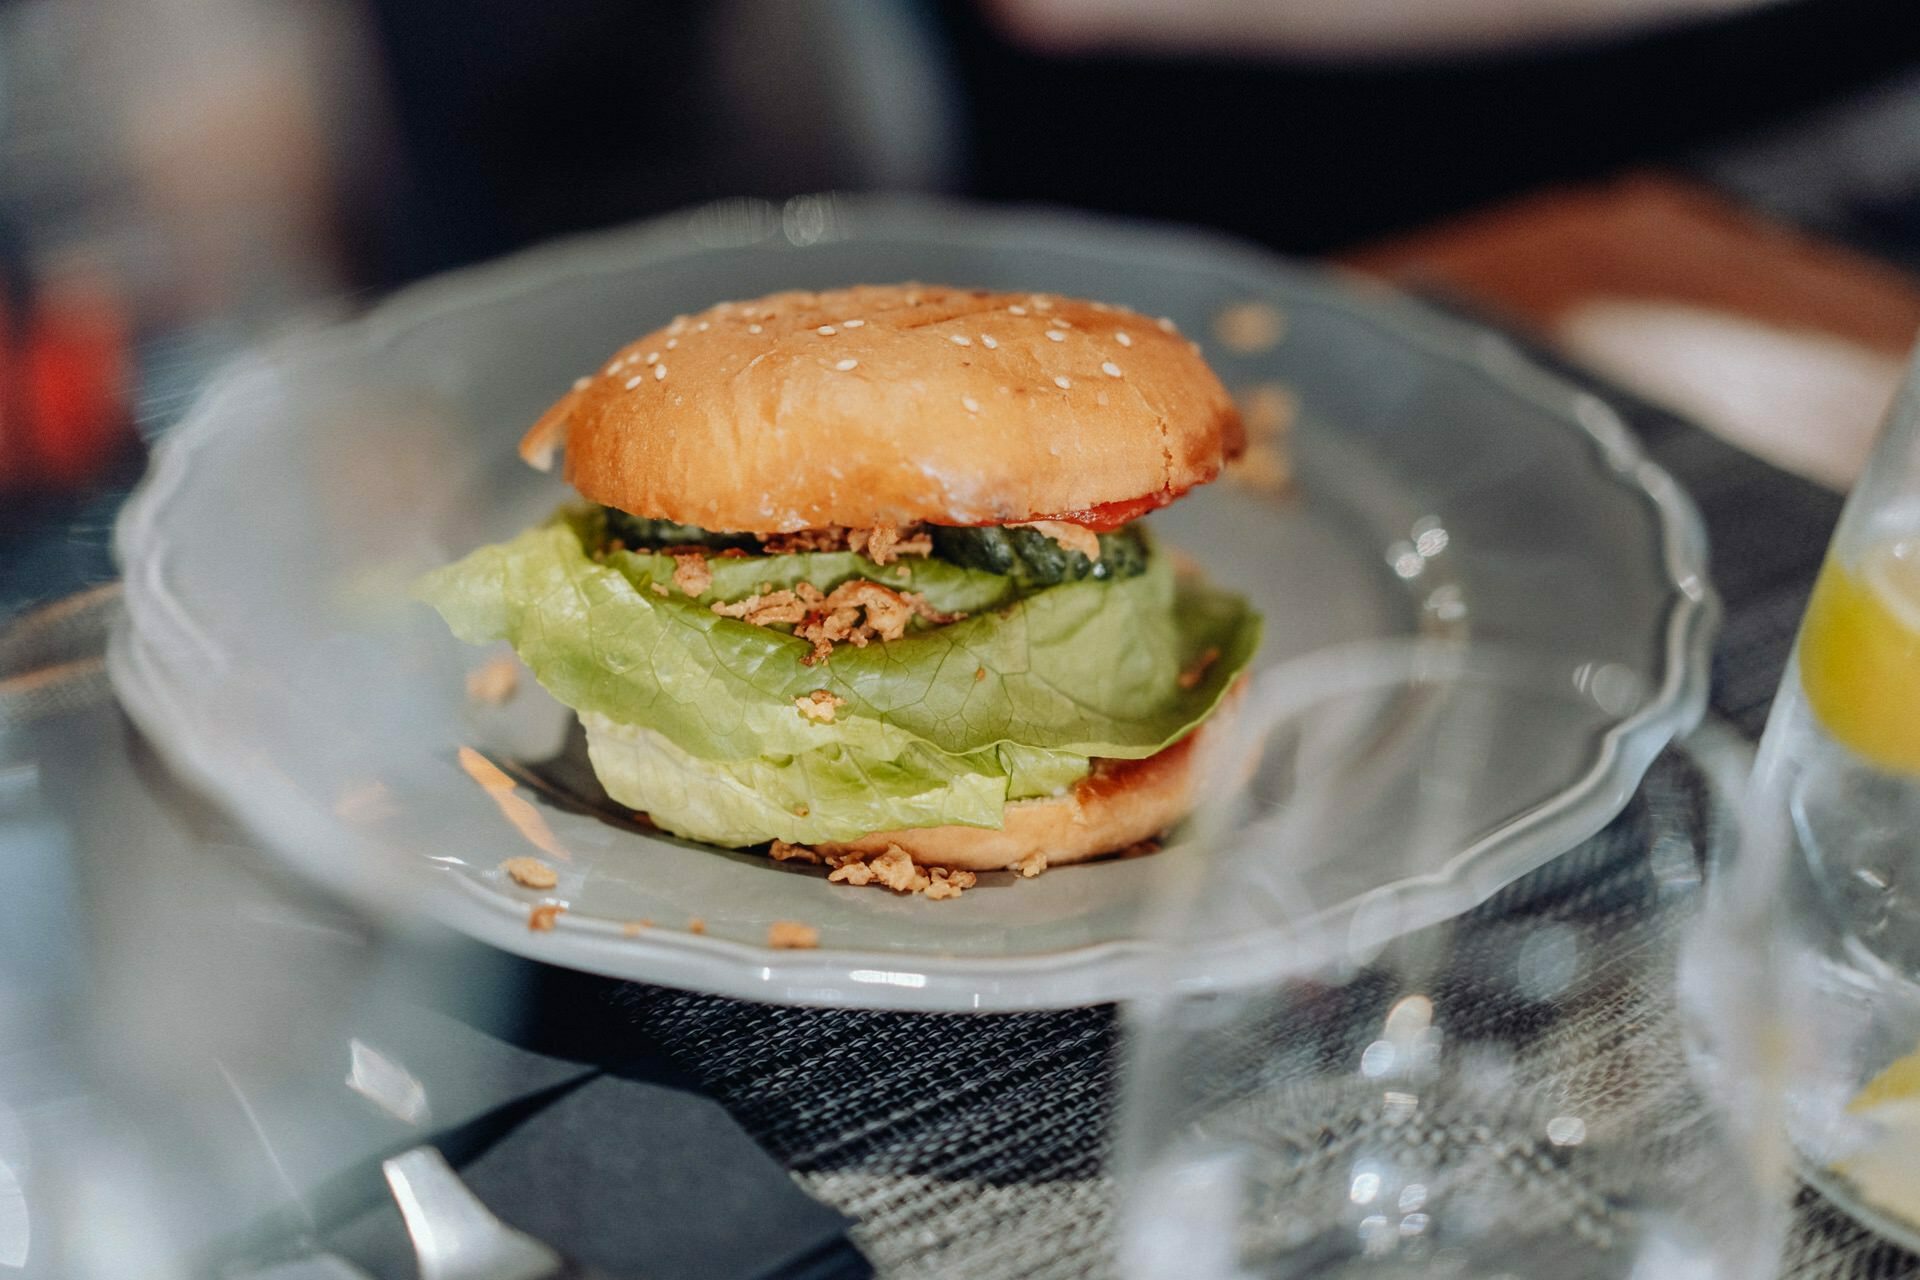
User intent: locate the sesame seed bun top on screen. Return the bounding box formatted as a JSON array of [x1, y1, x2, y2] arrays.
[[520, 283, 1244, 532]]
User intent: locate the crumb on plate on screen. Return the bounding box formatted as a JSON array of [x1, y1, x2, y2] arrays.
[[687, 917, 707, 935], [767, 920, 820, 949], [502, 856, 559, 889], [465, 655, 520, 705], [1213, 301, 1287, 353], [770, 839, 824, 864], [1238, 382, 1297, 439], [823, 843, 978, 899], [528, 903, 565, 932]]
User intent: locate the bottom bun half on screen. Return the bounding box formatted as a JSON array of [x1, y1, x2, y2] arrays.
[[812, 694, 1234, 872]]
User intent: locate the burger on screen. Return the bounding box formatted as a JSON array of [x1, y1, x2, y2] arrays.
[[418, 284, 1260, 880]]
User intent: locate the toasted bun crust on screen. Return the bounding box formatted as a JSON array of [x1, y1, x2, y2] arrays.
[[812, 706, 1222, 873], [521, 284, 1244, 533]]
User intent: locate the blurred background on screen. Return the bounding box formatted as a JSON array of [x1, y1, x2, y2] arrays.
[[4, 0, 1920, 619]]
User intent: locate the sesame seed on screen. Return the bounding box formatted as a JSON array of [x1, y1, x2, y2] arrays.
[[1157, 316, 1178, 332], [666, 338, 678, 349], [817, 325, 837, 336], [1031, 295, 1053, 311], [1046, 330, 1066, 342], [1054, 375, 1072, 390], [748, 324, 762, 334], [1008, 305, 1028, 316], [843, 319, 866, 328], [645, 351, 659, 365], [962, 396, 980, 413], [668, 317, 687, 334], [624, 374, 643, 389], [654, 364, 667, 381], [949, 334, 972, 346], [1115, 331, 1133, 347], [603, 361, 622, 374], [572, 376, 591, 390], [835, 358, 858, 371], [1102, 361, 1123, 377], [1091, 301, 1113, 312], [697, 321, 710, 332], [1054, 317, 1074, 328], [980, 334, 998, 348]]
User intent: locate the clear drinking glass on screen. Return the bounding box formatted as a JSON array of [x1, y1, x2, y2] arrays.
[[1115, 640, 1780, 1279], [1721, 344, 1920, 1241]]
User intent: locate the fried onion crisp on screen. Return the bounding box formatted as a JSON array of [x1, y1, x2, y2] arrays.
[[769, 839, 824, 864], [767, 920, 819, 949], [795, 689, 846, 723], [711, 587, 812, 627], [818, 842, 979, 899], [762, 522, 933, 565], [714, 576, 963, 665], [668, 549, 713, 597], [761, 526, 850, 555], [849, 522, 933, 566]]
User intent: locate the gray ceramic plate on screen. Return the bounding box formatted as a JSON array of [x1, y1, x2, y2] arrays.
[[110, 198, 1714, 1009]]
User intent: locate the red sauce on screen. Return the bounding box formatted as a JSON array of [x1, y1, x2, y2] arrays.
[[935, 476, 1211, 533], [1031, 490, 1177, 532]]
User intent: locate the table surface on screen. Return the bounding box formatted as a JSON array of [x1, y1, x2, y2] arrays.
[[7, 163, 1920, 1278]]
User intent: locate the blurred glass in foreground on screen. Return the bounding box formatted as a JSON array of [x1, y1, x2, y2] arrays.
[[1716, 340, 1920, 1243], [1117, 640, 1781, 1278]]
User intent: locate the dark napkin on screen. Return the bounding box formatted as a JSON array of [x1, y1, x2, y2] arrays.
[[213, 987, 865, 1280], [322, 1067, 869, 1280]]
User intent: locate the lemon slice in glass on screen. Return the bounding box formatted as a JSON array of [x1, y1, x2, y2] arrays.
[[1799, 537, 1920, 775]]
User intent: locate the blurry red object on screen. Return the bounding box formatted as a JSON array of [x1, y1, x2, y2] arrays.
[[0, 275, 135, 495]]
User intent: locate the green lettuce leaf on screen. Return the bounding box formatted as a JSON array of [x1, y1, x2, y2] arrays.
[[416, 509, 1259, 842], [581, 712, 1086, 845]]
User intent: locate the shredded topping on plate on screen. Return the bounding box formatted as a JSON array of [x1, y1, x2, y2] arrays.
[[501, 856, 558, 889], [770, 840, 979, 899], [823, 844, 979, 898], [465, 655, 520, 705], [766, 920, 820, 949]]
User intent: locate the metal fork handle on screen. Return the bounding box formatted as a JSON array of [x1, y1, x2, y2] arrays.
[[382, 1147, 565, 1280]]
